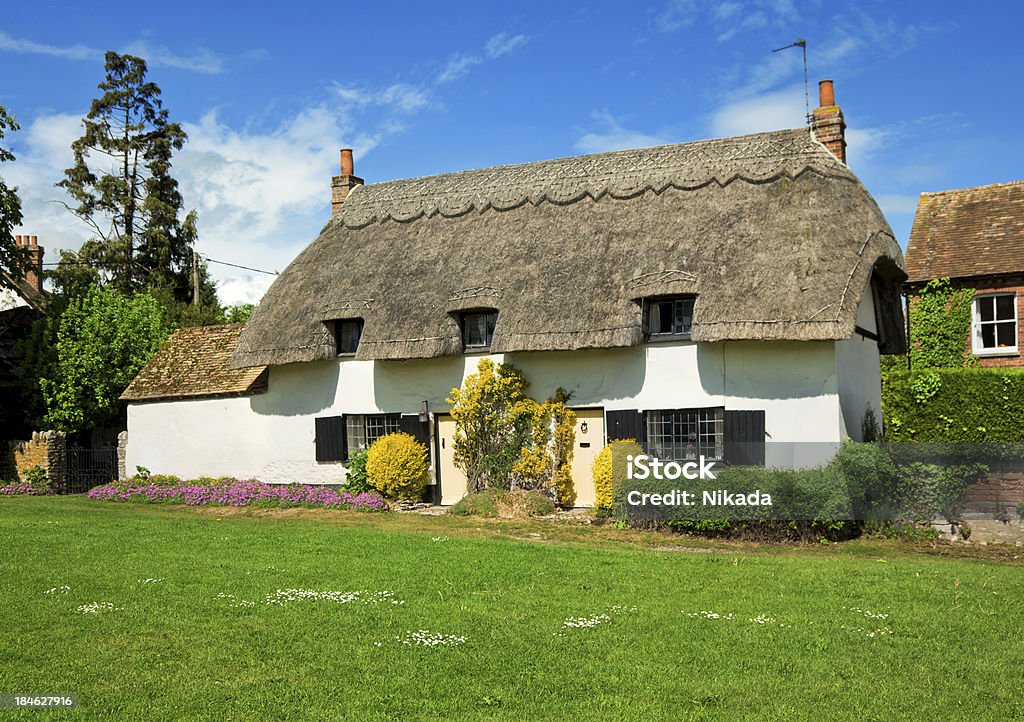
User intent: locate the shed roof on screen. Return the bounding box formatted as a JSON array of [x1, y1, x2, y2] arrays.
[[122, 324, 267, 402]]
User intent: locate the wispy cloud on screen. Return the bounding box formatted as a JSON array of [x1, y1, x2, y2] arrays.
[[0, 30, 258, 75], [575, 111, 671, 154], [655, 0, 697, 33], [655, 0, 795, 38], [335, 83, 431, 113], [437, 32, 529, 83], [0, 30, 97, 61]]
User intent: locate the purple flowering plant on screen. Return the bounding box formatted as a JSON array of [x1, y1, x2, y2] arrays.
[[88, 476, 389, 512]]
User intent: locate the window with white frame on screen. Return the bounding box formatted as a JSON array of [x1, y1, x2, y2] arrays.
[[645, 408, 724, 461], [345, 414, 400, 456], [973, 293, 1018, 354]]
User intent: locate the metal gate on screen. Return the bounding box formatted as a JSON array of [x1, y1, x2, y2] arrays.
[[65, 445, 117, 494]]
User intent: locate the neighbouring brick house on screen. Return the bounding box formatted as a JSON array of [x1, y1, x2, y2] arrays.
[[905, 180, 1024, 367], [1, 234, 46, 440]]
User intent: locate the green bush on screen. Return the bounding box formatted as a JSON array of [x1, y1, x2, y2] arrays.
[[365, 432, 430, 501], [882, 368, 1024, 441], [345, 448, 372, 494]]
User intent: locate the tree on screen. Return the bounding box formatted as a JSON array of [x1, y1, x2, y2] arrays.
[[446, 359, 533, 492], [57, 52, 198, 300], [38, 284, 169, 433], [0, 103, 29, 289]]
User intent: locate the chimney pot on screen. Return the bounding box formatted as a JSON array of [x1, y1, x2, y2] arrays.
[[340, 148, 354, 176], [30, 235, 38, 246], [818, 79, 835, 107], [331, 148, 364, 217], [14, 234, 21, 245]]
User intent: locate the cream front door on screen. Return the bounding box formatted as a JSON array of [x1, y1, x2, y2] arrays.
[[570, 408, 604, 508], [436, 414, 469, 505]]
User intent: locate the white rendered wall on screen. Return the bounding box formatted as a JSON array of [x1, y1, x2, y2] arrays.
[[126, 339, 849, 481], [835, 279, 883, 442]]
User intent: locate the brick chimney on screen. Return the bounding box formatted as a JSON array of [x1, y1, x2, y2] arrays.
[[13, 234, 43, 293], [331, 148, 364, 216], [811, 79, 846, 164]]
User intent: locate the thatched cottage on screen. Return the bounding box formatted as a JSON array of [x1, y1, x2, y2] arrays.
[[123, 80, 907, 505]]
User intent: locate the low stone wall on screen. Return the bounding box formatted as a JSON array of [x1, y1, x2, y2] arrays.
[[963, 470, 1024, 518], [5, 431, 67, 488]]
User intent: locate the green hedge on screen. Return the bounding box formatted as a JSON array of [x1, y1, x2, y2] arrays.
[[882, 368, 1024, 442]]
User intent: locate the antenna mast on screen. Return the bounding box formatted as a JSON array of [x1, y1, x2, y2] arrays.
[[772, 38, 809, 125]]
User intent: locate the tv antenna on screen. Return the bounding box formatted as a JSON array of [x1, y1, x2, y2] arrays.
[[772, 38, 809, 125]]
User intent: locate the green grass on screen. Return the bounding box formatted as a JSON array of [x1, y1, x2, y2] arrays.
[[1, 497, 1023, 721]]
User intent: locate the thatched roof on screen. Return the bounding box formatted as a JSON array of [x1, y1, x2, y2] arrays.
[[232, 128, 906, 367], [906, 180, 1024, 284], [123, 324, 267, 402]]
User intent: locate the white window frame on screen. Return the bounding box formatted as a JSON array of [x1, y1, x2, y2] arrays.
[[972, 292, 1018, 356]]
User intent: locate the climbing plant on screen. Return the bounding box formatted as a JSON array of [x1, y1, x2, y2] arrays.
[[906, 278, 976, 369]]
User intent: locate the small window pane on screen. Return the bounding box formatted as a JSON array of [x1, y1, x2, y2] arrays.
[[648, 297, 695, 337], [996, 321, 1016, 347], [337, 320, 362, 354], [980, 324, 995, 348], [979, 297, 994, 322], [995, 295, 1015, 320], [463, 311, 497, 348], [346, 416, 365, 455]]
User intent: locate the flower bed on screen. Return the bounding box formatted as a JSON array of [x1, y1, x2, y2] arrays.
[[0, 480, 55, 495], [87, 478, 388, 511]]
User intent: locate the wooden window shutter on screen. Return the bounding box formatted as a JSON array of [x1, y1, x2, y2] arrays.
[[315, 415, 347, 462], [399, 414, 431, 447], [723, 410, 765, 466], [606, 409, 646, 445]]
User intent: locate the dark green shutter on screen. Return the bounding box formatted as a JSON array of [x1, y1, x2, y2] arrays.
[[606, 410, 646, 445], [315, 416, 347, 462], [723, 410, 765, 466], [399, 414, 431, 447]]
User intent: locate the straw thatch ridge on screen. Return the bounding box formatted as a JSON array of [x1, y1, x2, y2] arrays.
[[231, 128, 906, 368]]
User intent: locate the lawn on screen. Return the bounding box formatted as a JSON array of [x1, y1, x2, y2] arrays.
[[1, 497, 1022, 721]]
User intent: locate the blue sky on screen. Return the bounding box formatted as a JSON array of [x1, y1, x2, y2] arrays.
[[2, 1, 1021, 304]]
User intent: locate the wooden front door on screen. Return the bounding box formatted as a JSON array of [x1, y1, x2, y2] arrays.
[[570, 408, 605, 507], [435, 414, 469, 505]]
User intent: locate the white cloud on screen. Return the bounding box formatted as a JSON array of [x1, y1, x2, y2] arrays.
[[485, 33, 528, 58], [0, 30, 255, 75], [121, 40, 227, 75], [436, 32, 529, 84], [655, 0, 697, 33], [575, 111, 670, 154], [875, 193, 920, 217], [0, 30, 97, 61], [335, 83, 430, 113], [709, 87, 806, 137]]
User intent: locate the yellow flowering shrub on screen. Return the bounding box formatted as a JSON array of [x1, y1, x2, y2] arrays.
[[593, 439, 645, 511], [365, 432, 431, 500]]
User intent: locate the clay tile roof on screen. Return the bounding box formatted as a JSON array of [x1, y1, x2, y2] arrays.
[[905, 180, 1024, 283], [122, 324, 268, 402]]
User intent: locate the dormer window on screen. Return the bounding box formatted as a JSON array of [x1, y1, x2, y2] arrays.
[[461, 310, 497, 350], [334, 319, 363, 355], [643, 296, 694, 340]]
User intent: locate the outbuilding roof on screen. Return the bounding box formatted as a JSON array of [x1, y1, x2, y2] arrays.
[[122, 324, 267, 402], [905, 180, 1024, 284], [232, 127, 906, 367]]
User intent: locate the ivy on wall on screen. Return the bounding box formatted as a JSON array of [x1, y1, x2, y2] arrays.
[[882, 368, 1024, 442], [906, 278, 976, 369]]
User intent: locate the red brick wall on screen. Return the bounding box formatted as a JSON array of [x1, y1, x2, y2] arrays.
[[963, 471, 1024, 516]]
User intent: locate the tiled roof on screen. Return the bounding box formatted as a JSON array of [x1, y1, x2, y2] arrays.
[[906, 180, 1024, 283], [122, 324, 267, 402]]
